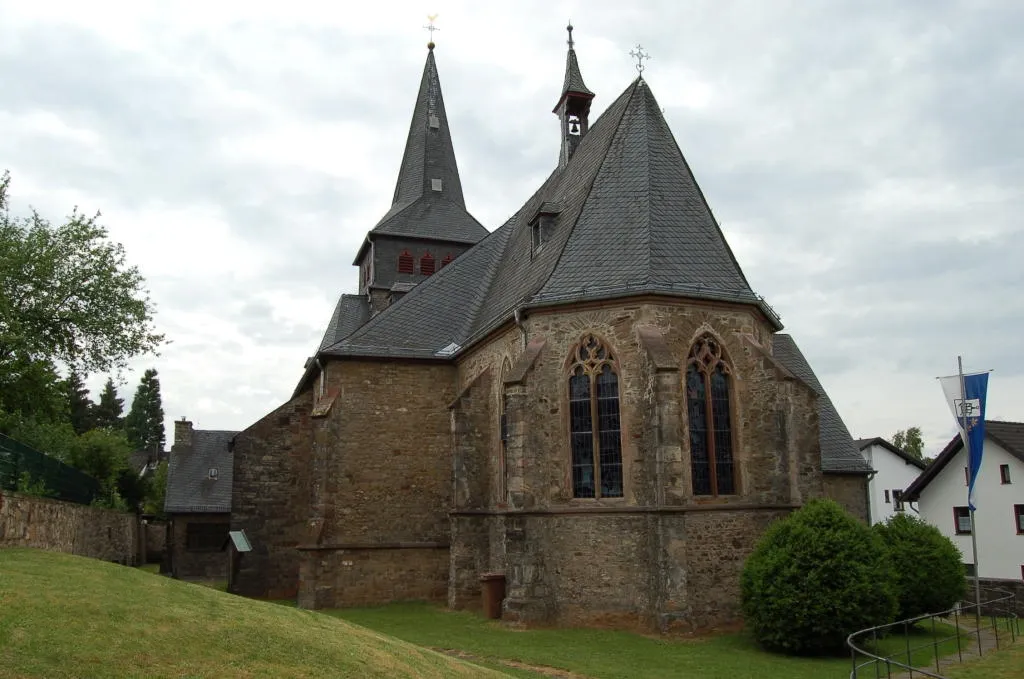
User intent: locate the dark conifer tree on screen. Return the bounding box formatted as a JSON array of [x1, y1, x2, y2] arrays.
[[124, 369, 165, 454], [92, 378, 125, 429], [65, 371, 94, 434]]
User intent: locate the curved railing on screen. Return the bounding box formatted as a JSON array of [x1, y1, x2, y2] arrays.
[[847, 585, 1019, 678]]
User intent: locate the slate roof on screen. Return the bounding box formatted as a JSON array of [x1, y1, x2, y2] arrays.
[[325, 77, 780, 361], [772, 335, 873, 474], [355, 46, 488, 260], [554, 46, 594, 110], [903, 420, 1024, 501], [319, 294, 370, 351], [164, 430, 237, 514], [854, 437, 927, 470]]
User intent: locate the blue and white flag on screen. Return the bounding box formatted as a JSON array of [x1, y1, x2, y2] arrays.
[[939, 371, 989, 511]]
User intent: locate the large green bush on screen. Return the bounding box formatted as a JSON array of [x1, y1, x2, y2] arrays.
[[741, 499, 898, 655], [874, 513, 966, 619]]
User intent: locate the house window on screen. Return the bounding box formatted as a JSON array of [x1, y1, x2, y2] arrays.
[[884, 489, 891, 504], [186, 523, 229, 552], [686, 335, 736, 496], [964, 466, 969, 485], [441, 253, 453, 268], [420, 252, 435, 275], [398, 250, 414, 274], [893, 489, 904, 512], [1000, 464, 1011, 484], [954, 506, 972, 535], [568, 335, 623, 499], [1014, 505, 1024, 534], [964, 562, 976, 576]]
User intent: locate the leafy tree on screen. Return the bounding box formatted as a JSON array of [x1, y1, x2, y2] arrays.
[[92, 377, 125, 429], [891, 426, 925, 460], [67, 428, 132, 492], [64, 371, 94, 434], [0, 411, 78, 463], [741, 499, 898, 655], [874, 514, 966, 619], [0, 355, 67, 421], [125, 369, 165, 454], [0, 170, 163, 380], [144, 460, 169, 518]]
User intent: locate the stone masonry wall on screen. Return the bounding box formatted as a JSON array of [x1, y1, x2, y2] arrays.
[[169, 513, 230, 579], [144, 520, 166, 563], [299, 546, 449, 609], [0, 490, 138, 564], [298, 360, 456, 609], [230, 391, 313, 598], [823, 474, 870, 523], [450, 299, 821, 629]]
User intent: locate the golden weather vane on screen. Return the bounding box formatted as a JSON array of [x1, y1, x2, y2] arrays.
[[424, 14, 439, 47]]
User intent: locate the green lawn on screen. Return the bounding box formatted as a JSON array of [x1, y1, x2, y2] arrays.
[[0, 548, 504, 678], [331, 602, 880, 679], [945, 641, 1024, 678]]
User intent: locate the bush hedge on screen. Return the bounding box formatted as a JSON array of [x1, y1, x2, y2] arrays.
[[740, 499, 898, 655], [873, 513, 966, 619]]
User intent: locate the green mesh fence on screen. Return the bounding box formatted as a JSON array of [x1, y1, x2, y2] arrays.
[[0, 433, 101, 505]]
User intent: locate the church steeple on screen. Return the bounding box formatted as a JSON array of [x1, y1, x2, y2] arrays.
[[390, 43, 465, 209], [553, 23, 595, 168]]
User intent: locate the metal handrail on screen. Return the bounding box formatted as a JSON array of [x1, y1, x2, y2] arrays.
[[847, 585, 1019, 678]]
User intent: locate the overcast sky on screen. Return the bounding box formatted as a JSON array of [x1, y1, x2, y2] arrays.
[[2, 0, 1021, 456]]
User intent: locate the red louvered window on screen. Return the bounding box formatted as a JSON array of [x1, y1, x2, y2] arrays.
[[441, 253, 454, 268], [420, 252, 435, 275], [397, 250, 414, 274]]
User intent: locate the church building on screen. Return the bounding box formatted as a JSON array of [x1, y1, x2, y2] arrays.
[[228, 28, 872, 631]]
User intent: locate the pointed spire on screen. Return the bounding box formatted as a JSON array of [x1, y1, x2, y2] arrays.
[[553, 23, 594, 112], [554, 23, 595, 167], [390, 45, 465, 209]]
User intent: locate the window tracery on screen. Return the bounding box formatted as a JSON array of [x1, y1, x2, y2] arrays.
[[568, 335, 623, 498], [685, 335, 735, 496]]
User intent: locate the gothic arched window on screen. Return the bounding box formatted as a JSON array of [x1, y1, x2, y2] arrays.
[[397, 250, 414, 274], [498, 357, 511, 505], [686, 335, 736, 496], [568, 335, 623, 498]]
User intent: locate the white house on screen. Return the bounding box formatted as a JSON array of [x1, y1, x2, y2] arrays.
[[903, 420, 1024, 581], [855, 437, 926, 525]]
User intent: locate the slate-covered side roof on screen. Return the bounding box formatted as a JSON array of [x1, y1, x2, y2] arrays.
[[319, 294, 370, 351], [854, 437, 927, 470], [772, 334, 873, 474], [164, 430, 237, 513], [325, 77, 779, 361], [904, 420, 1024, 501], [362, 47, 488, 250]]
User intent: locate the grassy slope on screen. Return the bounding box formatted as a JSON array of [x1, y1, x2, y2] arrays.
[[945, 642, 1024, 678], [0, 549, 505, 679]]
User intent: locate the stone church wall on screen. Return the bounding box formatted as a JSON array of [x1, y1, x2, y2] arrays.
[[297, 360, 456, 609], [229, 391, 313, 599], [448, 299, 822, 629], [823, 473, 870, 523]]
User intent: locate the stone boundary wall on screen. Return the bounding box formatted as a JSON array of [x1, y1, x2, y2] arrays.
[[970, 578, 1024, 617], [0, 490, 139, 565]]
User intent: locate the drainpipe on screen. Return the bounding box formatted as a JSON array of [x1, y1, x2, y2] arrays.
[[316, 357, 325, 399], [513, 306, 527, 351]]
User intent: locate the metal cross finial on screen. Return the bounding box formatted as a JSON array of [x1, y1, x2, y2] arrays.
[[630, 43, 651, 73], [424, 14, 440, 45], [566, 22, 574, 49]]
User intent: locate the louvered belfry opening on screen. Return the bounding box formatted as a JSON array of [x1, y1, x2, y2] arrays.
[[568, 335, 623, 498], [397, 250, 414, 274], [686, 336, 736, 496]]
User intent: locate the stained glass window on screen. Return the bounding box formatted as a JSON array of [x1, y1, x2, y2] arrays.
[[685, 336, 736, 496], [568, 335, 623, 498]]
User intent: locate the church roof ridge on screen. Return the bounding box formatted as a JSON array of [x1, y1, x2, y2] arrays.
[[325, 73, 780, 361]]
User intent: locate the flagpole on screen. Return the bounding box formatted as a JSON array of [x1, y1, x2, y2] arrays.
[[959, 355, 983, 616]]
